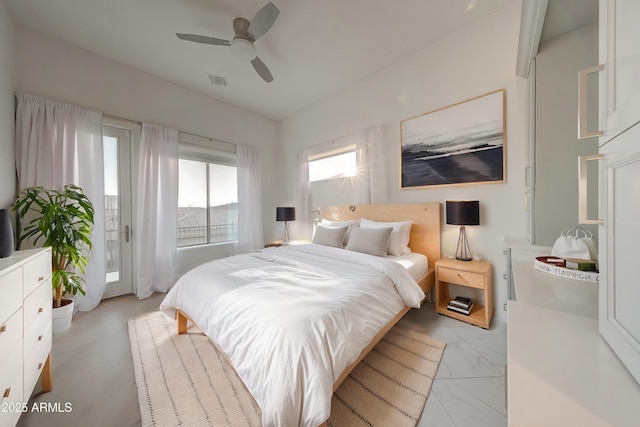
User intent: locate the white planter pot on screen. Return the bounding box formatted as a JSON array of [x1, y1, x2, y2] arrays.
[[52, 299, 74, 334]]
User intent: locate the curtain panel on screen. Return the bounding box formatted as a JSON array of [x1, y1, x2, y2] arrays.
[[136, 123, 178, 299], [295, 147, 311, 239], [15, 92, 106, 312], [356, 125, 389, 204], [237, 145, 264, 252]]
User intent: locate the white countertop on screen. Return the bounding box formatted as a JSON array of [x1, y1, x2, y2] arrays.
[[508, 260, 640, 427], [512, 259, 598, 319]]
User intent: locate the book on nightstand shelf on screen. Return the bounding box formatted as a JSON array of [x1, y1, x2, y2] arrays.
[[447, 296, 474, 315]]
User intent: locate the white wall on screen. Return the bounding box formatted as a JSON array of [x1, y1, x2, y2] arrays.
[[534, 23, 599, 245], [0, 0, 15, 209], [277, 1, 529, 323], [13, 26, 278, 274]]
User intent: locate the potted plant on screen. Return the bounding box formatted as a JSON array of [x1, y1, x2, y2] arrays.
[[13, 185, 94, 332]]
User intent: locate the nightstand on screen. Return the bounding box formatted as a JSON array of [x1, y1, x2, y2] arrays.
[[435, 258, 493, 328]]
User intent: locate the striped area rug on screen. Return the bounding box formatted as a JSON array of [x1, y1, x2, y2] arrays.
[[128, 311, 445, 427]]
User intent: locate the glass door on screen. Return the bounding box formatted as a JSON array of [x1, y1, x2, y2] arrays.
[[102, 125, 134, 298]]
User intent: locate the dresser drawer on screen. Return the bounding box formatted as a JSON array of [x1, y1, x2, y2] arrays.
[[438, 267, 485, 289], [23, 250, 51, 298], [0, 343, 24, 427], [24, 320, 52, 365], [24, 280, 52, 338], [0, 267, 22, 325], [0, 309, 23, 367], [24, 322, 51, 399], [0, 366, 24, 427]]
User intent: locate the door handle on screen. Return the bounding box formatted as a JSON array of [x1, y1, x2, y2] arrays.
[[578, 64, 604, 140], [120, 225, 130, 243], [578, 154, 604, 224]]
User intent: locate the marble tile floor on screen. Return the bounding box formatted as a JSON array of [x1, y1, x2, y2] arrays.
[[399, 303, 508, 427], [17, 294, 507, 427]]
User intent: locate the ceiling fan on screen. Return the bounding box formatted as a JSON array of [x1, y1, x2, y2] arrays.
[[177, 2, 280, 83]]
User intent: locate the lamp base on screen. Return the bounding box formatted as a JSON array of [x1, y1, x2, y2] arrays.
[[282, 221, 290, 243], [455, 225, 473, 261]]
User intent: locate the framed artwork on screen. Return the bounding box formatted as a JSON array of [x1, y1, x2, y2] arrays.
[[400, 89, 506, 189]]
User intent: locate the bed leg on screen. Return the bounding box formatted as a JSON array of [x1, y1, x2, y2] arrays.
[[176, 310, 188, 334]]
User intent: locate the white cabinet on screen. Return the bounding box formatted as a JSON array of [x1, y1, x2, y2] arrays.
[[0, 249, 52, 427], [598, 121, 640, 384], [599, 0, 640, 143], [596, 0, 640, 388]]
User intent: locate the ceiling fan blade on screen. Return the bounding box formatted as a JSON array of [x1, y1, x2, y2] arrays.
[[247, 2, 280, 40], [176, 33, 230, 46], [251, 57, 274, 83]]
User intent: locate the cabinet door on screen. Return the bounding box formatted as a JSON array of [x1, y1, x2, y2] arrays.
[[599, 120, 640, 384], [599, 0, 640, 143]]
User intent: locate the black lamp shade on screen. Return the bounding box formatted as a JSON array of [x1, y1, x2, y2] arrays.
[[276, 207, 296, 222], [446, 201, 480, 226]]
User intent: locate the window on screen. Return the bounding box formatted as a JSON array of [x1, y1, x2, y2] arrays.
[[177, 154, 238, 247], [308, 145, 356, 182]]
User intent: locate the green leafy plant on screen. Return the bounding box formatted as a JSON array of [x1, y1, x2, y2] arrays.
[[13, 185, 95, 308]]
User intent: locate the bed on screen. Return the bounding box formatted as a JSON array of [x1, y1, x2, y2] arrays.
[[160, 202, 441, 427]]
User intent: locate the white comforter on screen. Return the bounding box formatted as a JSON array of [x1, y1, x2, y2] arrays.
[[160, 243, 425, 427]]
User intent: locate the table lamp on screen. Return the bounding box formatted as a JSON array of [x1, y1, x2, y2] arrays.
[[446, 200, 480, 261], [276, 207, 296, 242]]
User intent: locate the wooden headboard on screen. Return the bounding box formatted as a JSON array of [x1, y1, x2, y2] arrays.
[[320, 203, 441, 291]]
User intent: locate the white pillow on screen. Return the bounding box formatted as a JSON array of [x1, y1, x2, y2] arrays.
[[360, 218, 413, 256], [312, 224, 348, 248], [320, 219, 359, 246], [345, 226, 393, 257]]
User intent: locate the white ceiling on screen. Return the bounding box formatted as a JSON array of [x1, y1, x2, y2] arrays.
[[6, 0, 517, 121]]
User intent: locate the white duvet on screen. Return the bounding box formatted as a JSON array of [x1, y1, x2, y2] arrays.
[[160, 243, 425, 427]]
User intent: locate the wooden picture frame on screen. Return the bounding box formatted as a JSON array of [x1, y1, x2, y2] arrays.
[[400, 89, 506, 189]]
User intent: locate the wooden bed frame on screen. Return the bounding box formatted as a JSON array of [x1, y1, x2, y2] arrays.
[[175, 202, 441, 424]]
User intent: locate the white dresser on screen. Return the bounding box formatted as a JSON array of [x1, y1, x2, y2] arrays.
[[0, 248, 53, 427]]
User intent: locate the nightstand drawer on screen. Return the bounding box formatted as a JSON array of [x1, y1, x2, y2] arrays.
[[438, 267, 485, 289]]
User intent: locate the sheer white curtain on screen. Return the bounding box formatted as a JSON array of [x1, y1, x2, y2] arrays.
[[355, 125, 389, 204], [295, 147, 312, 239], [15, 92, 106, 312], [237, 145, 264, 252], [136, 123, 178, 299]]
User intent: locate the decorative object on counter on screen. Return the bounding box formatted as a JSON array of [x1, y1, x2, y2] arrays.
[[276, 206, 295, 242], [0, 208, 14, 258], [446, 200, 480, 261], [551, 227, 598, 262], [534, 256, 599, 284]]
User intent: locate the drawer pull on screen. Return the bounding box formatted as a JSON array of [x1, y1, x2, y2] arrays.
[[38, 335, 43, 341], [38, 362, 43, 370], [38, 276, 44, 281], [0, 325, 6, 333], [38, 307, 44, 314], [3, 387, 9, 398]]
